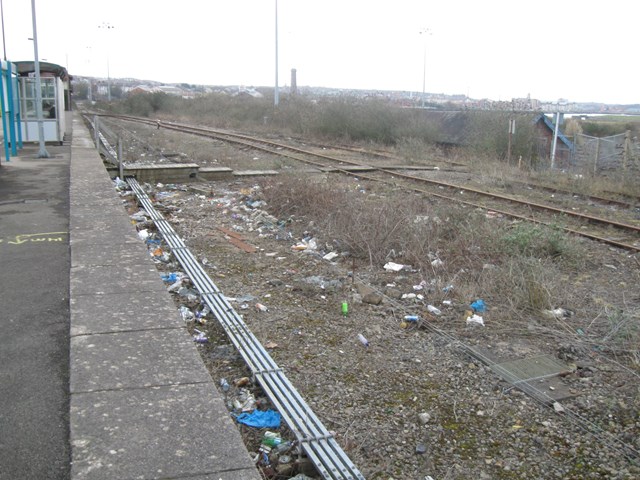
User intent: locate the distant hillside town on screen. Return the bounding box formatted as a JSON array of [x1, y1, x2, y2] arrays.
[[72, 75, 640, 115]]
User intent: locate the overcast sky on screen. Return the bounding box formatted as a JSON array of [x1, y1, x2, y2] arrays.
[[2, 0, 637, 104]]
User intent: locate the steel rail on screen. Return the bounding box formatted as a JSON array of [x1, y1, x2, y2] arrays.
[[127, 178, 365, 480], [102, 114, 640, 251], [105, 113, 640, 230]]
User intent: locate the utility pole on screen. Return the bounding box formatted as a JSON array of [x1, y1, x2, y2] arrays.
[[550, 111, 560, 169], [31, 0, 49, 158], [507, 118, 515, 164]]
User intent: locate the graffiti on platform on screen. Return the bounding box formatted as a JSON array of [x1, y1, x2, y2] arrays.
[[0, 232, 68, 245]]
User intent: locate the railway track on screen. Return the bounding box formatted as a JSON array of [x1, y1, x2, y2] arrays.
[[95, 113, 640, 253]]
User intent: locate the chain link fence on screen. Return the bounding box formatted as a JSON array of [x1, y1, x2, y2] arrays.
[[565, 131, 640, 175]]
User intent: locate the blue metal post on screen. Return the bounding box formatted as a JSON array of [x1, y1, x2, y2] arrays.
[[1, 60, 10, 162], [6, 61, 17, 155]]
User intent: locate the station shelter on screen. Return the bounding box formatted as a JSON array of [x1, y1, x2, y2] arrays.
[[14, 61, 70, 145]]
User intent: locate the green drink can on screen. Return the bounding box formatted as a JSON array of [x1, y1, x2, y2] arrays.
[[341, 302, 348, 317]]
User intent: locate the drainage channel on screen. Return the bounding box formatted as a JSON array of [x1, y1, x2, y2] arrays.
[[127, 177, 365, 480]]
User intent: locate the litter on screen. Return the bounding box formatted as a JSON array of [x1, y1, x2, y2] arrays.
[[357, 333, 370, 347], [427, 305, 442, 315], [466, 314, 485, 326], [179, 306, 194, 322], [193, 330, 208, 343], [323, 251, 339, 261], [236, 409, 282, 428], [470, 299, 486, 313], [255, 303, 268, 312], [384, 261, 405, 272]]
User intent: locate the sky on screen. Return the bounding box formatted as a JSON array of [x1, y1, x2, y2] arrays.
[[1, 0, 637, 104]]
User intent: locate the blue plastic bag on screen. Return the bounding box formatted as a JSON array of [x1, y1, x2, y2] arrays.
[[236, 409, 281, 428], [470, 299, 486, 313]]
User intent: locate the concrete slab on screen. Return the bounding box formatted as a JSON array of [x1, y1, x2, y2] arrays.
[[70, 383, 260, 480], [70, 328, 210, 393], [491, 354, 570, 379], [70, 263, 168, 296], [233, 170, 279, 177], [70, 240, 152, 267], [69, 280, 180, 336], [70, 212, 139, 237]]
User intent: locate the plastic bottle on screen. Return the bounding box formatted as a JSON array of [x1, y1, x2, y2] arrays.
[[341, 302, 349, 317], [357, 333, 370, 347], [404, 315, 420, 322], [219, 378, 230, 392], [427, 305, 442, 315]]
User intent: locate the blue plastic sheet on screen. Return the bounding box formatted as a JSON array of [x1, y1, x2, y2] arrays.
[[236, 409, 281, 428]]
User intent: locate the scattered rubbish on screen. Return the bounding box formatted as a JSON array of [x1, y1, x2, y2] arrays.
[[431, 258, 444, 267], [415, 443, 427, 454], [179, 306, 194, 322], [137, 229, 149, 241], [553, 402, 565, 413], [443, 284, 454, 293], [442, 300, 453, 306], [161, 272, 179, 283], [236, 409, 282, 428], [466, 314, 485, 326], [404, 315, 420, 322], [261, 431, 283, 447], [384, 261, 405, 272], [196, 304, 210, 320], [235, 377, 251, 388], [542, 307, 574, 320], [470, 299, 486, 313], [219, 378, 230, 392], [427, 305, 442, 316], [193, 330, 208, 344], [265, 341, 278, 349], [236, 294, 257, 303], [256, 303, 268, 312], [291, 238, 317, 251], [341, 302, 349, 317], [402, 293, 417, 300], [114, 176, 127, 189], [357, 333, 370, 347], [233, 389, 257, 412], [413, 280, 428, 291], [323, 251, 339, 261]]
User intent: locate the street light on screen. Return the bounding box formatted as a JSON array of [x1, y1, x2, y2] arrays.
[[419, 28, 431, 109], [274, 0, 279, 107], [98, 22, 114, 101]]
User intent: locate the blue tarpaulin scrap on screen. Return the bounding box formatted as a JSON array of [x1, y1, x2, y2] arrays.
[[236, 409, 281, 428]]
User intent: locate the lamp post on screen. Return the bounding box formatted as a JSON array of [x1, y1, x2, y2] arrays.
[[98, 22, 114, 101], [419, 28, 431, 109], [274, 0, 279, 107], [31, 0, 48, 158]]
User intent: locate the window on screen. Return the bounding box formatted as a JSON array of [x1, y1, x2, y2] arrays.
[[20, 77, 57, 119]]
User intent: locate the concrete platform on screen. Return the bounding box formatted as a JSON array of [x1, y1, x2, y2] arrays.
[[68, 111, 261, 480]]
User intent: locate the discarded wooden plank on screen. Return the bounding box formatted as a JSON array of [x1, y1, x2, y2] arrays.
[[213, 226, 257, 253]]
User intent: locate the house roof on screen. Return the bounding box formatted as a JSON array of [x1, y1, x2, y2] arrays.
[[534, 113, 574, 150]]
